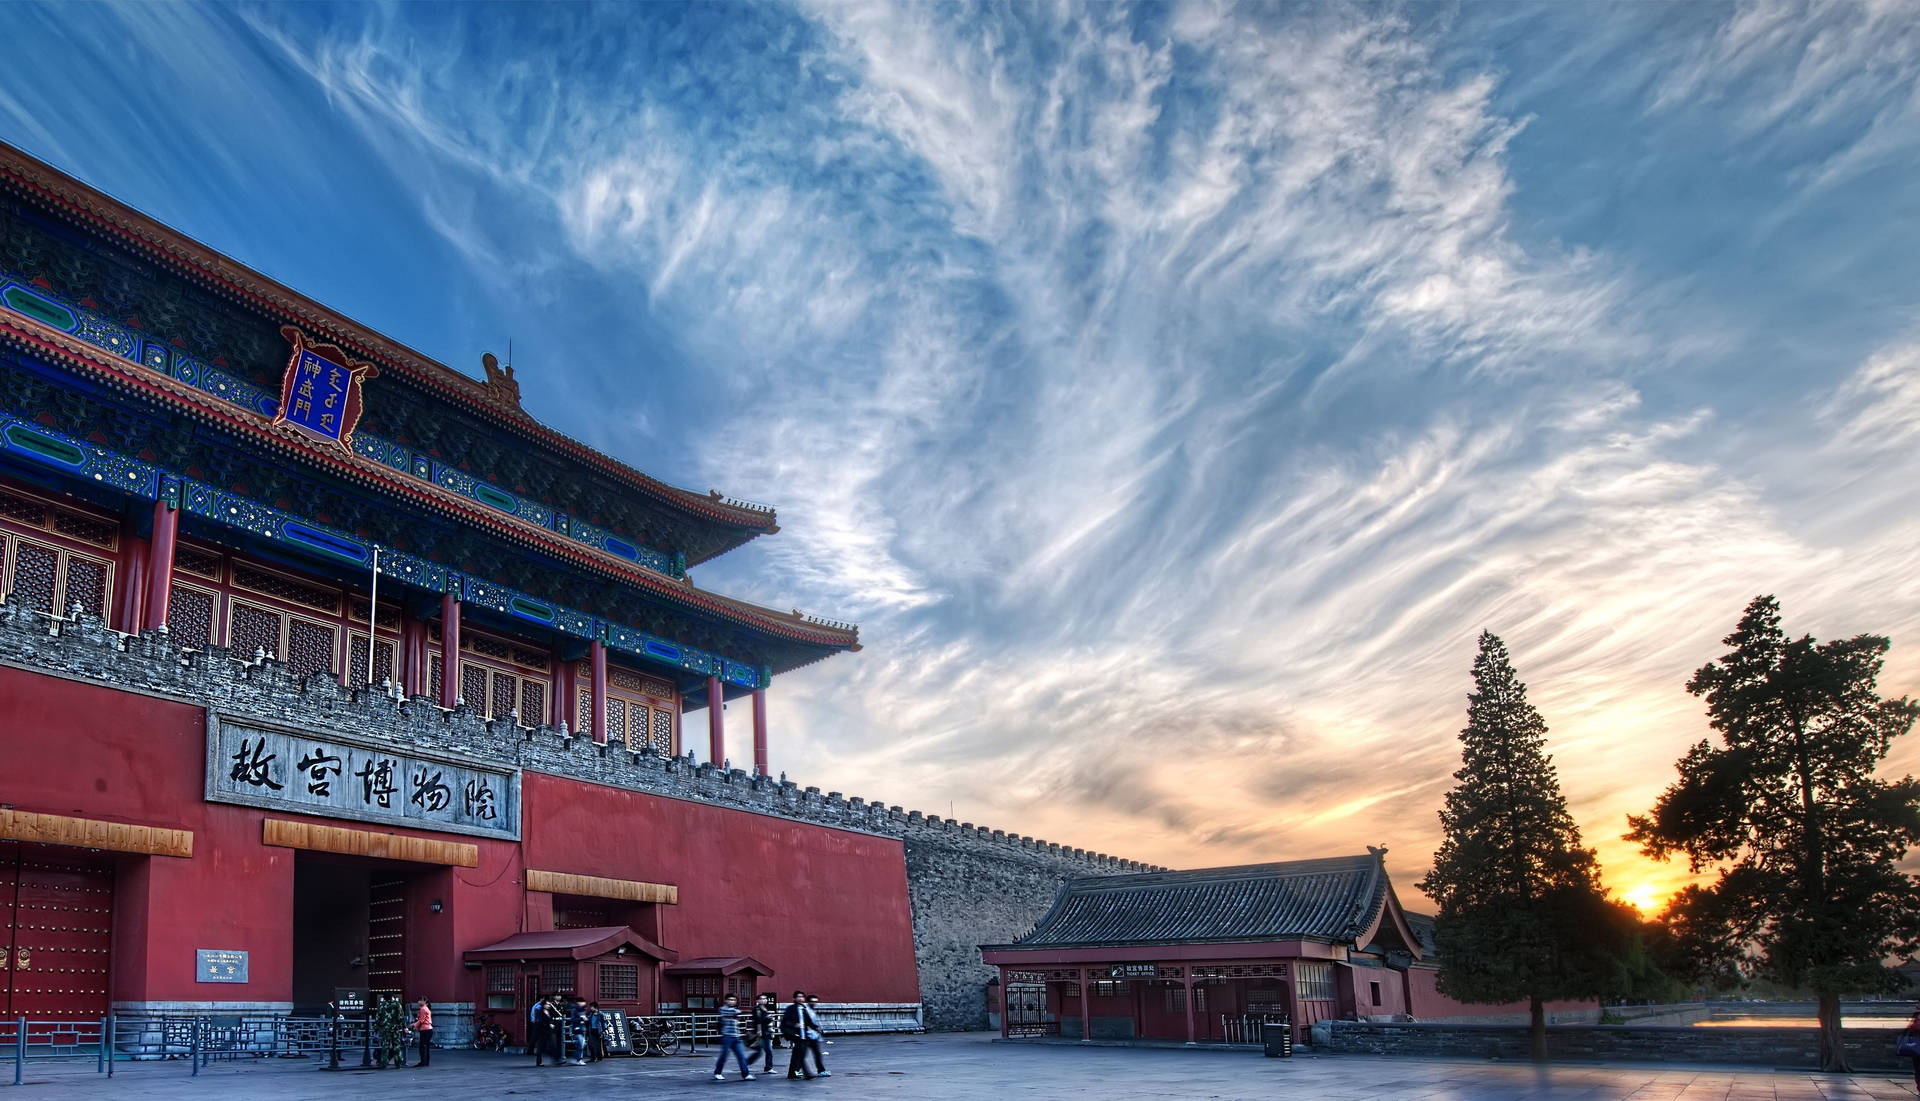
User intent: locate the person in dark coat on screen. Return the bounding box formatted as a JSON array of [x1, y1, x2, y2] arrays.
[[528, 996, 549, 1065], [780, 990, 813, 1080], [751, 993, 778, 1074]]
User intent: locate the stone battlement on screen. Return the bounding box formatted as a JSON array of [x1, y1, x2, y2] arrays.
[[0, 600, 1153, 875], [0, 600, 1154, 1029]]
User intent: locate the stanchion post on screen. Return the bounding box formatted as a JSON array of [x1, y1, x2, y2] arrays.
[[107, 1015, 115, 1078], [360, 1008, 372, 1068], [13, 1017, 23, 1086], [328, 1003, 341, 1071], [97, 1017, 106, 1073], [190, 1016, 200, 1077]]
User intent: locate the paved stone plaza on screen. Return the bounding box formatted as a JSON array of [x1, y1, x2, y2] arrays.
[[9, 1033, 1918, 1100]]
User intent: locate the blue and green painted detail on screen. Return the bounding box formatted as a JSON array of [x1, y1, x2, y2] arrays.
[[0, 405, 771, 689], [0, 272, 684, 580]]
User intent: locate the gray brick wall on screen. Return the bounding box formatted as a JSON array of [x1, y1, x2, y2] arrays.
[[0, 602, 1153, 1031]]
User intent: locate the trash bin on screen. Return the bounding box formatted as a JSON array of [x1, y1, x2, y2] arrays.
[[1261, 1020, 1292, 1058]]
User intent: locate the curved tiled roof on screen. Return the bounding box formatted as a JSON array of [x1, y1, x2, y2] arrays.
[[0, 141, 776, 541], [995, 852, 1394, 949]]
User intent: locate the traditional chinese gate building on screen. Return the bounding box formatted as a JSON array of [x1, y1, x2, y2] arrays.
[[0, 140, 933, 1035], [982, 852, 1543, 1044]]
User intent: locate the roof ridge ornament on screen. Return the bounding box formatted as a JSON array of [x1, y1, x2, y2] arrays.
[[479, 351, 522, 413]]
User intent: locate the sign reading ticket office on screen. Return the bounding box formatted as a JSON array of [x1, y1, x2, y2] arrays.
[[206, 716, 520, 839]]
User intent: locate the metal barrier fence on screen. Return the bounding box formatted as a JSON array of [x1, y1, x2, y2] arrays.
[[2, 1012, 735, 1085], [1219, 1013, 1289, 1044]]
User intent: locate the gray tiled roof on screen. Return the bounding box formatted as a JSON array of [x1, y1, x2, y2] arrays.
[[988, 851, 1393, 949]]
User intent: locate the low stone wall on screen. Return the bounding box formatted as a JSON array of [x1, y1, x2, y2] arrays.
[[817, 1003, 924, 1033], [1315, 1020, 1910, 1070]]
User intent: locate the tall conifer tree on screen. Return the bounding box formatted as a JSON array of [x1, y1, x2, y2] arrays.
[[1629, 596, 1920, 1071], [1421, 631, 1620, 1062]]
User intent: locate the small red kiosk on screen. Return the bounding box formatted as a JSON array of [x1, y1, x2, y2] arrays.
[[463, 926, 677, 1045]]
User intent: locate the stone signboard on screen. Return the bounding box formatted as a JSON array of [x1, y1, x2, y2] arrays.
[[206, 715, 520, 839]]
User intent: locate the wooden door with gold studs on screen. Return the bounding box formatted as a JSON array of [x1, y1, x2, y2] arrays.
[[1, 843, 115, 1019]]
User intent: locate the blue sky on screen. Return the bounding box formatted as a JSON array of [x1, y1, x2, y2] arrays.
[[5, 1, 1918, 907]]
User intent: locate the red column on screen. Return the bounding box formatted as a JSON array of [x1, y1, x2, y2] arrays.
[[751, 689, 769, 776], [706, 675, 725, 766], [1183, 977, 1196, 1045], [999, 968, 1010, 1039], [590, 640, 608, 744], [115, 532, 148, 633], [438, 593, 461, 709], [554, 660, 575, 733], [140, 499, 177, 632], [1078, 968, 1091, 1043]]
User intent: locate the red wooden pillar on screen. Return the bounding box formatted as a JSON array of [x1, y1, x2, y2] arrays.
[[554, 660, 576, 733], [590, 640, 608, 744], [140, 499, 177, 632], [751, 689, 769, 776], [1078, 968, 1091, 1043], [438, 593, 461, 708], [706, 675, 725, 766], [115, 532, 148, 632], [998, 968, 1010, 1039], [1183, 976, 1196, 1045]]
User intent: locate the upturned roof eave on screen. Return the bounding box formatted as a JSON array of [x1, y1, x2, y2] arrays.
[[0, 140, 777, 541], [0, 309, 858, 653]]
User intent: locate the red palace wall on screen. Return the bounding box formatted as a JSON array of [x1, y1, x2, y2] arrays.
[[0, 664, 920, 1008], [1404, 966, 1592, 1022]]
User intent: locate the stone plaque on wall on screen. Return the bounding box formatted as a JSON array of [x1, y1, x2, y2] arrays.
[[197, 949, 249, 983], [206, 715, 520, 839]]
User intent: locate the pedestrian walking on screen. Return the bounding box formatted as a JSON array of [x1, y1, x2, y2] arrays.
[[537, 994, 567, 1066], [711, 993, 756, 1081], [751, 992, 778, 1074], [412, 998, 434, 1067], [781, 991, 812, 1080], [528, 996, 549, 1065], [586, 1001, 607, 1063], [803, 994, 831, 1077]]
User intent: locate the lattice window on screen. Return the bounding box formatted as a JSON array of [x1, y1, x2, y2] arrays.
[[8, 541, 57, 613], [0, 490, 48, 526], [684, 976, 719, 1009], [650, 708, 675, 755], [577, 687, 593, 734], [486, 963, 517, 994], [286, 618, 337, 681], [599, 964, 640, 1002], [173, 545, 223, 579], [347, 633, 396, 688], [63, 556, 108, 618], [608, 665, 676, 700], [460, 663, 488, 709], [606, 697, 627, 744], [520, 679, 546, 726], [232, 561, 339, 613], [491, 671, 516, 720], [541, 963, 575, 995], [463, 633, 513, 661], [510, 645, 548, 670], [427, 652, 443, 702], [347, 597, 401, 629], [168, 585, 215, 648], [229, 601, 282, 659], [51, 510, 117, 548], [1294, 962, 1334, 1002]]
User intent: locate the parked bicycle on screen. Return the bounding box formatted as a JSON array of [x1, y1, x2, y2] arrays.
[[472, 1013, 509, 1052], [631, 1017, 682, 1057]]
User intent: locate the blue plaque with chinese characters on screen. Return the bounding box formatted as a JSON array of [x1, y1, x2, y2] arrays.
[[272, 326, 376, 447], [197, 949, 249, 983]]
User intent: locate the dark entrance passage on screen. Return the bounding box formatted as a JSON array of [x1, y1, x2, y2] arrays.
[[292, 856, 419, 1012], [0, 842, 114, 1019]]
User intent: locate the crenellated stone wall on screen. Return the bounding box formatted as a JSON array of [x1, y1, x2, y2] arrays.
[[0, 601, 1153, 1031]]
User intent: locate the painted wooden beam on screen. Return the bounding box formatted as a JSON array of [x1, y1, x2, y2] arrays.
[[0, 808, 192, 858], [525, 868, 678, 905], [262, 817, 478, 867]]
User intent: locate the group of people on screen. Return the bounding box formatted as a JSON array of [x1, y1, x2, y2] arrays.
[[344, 995, 434, 1069], [528, 992, 612, 1066], [711, 990, 831, 1081]]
